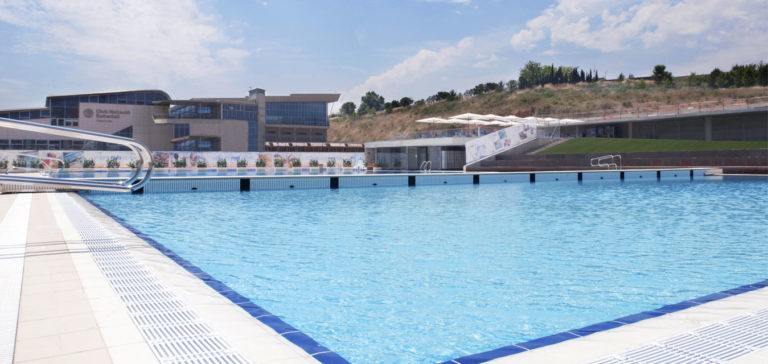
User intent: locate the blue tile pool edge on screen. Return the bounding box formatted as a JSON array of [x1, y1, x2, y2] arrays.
[[80, 195, 351, 364], [442, 279, 768, 364]]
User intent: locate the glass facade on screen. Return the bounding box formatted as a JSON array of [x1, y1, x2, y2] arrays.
[[222, 103, 259, 151], [266, 102, 328, 126], [173, 124, 190, 139], [168, 105, 215, 119], [0, 109, 50, 120]]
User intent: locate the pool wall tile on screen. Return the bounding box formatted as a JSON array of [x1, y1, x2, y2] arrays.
[[660, 170, 689, 180], [533, 172, 577, 182], [144, 178, 240, 193], [250, 176, 329, 190], [478, 173, 530, 184], [338, 175, 408, 188], [581, 171, 621, 182], [623, 170, 658, 181], [416, 174, 474, 185]]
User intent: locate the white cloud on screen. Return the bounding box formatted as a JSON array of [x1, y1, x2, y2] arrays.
[[0, 0, 249, 84], [472, 53, 500, 69], [343, 37, 475, 103], [509, 0, 767, 54]]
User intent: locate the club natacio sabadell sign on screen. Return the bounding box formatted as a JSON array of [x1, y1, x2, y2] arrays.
[[80, 103, 132, 123]]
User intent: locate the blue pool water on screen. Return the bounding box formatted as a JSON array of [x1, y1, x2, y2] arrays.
[[87, 178, 768, 363]]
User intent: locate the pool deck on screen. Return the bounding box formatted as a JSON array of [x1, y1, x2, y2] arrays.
[[1, 192, 318, 364], [1, 190, 767, 363]]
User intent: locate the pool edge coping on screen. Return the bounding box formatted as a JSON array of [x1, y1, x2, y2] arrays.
[[81, 194, 351, 364], [441, 279, 768, 364]]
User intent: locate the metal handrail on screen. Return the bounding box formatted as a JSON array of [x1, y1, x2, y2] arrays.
[[419, 160, 432, 172], [590, 154, 622, 170], [0, 117, 153, 192]]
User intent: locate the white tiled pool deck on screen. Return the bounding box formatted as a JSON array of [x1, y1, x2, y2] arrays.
[[0, 190, 767, 363], [1, 192, 317, 364]]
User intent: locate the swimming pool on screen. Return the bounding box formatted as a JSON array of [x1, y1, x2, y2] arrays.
[[86, 177, 768, 363]]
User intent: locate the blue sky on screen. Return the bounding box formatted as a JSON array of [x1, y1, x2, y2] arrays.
[[0, 0, 766, 111]]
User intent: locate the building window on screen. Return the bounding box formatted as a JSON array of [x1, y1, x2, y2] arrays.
[[265, 102, 328, 126], [173, 124, 190, 138]]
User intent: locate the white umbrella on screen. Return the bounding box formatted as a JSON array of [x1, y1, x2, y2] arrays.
[[465, 119, 493, 125], [483, 114, 508, 121], [451, 113, 486, 120], [416, 117, 449, 123]]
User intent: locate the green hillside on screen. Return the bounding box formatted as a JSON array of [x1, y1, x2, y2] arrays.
[[537, 138, 768, 155]]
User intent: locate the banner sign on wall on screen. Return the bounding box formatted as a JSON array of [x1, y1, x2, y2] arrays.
[[465, 121, 537, 165], [0, 150, 364, 169]]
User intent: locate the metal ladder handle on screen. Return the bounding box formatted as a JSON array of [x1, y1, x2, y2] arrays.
[[0, 117, 153, 192]]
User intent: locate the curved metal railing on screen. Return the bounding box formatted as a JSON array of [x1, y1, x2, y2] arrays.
[[589, 154, 622, 170], [0, 117, 153, 192]]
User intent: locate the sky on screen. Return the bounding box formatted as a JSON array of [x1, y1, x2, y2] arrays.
[[0, 0, 766, 111]]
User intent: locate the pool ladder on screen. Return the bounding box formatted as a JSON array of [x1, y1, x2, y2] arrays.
[[0, 117, 154, 192], [419, 160, 432, 173], [589, 154, 622, 170]]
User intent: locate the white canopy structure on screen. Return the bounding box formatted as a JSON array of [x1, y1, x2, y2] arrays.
[[451, 113, 486, 120], [415, 113, 584, 130], [416, 117, 451, 123]]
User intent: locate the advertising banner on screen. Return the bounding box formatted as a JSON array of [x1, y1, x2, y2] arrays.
[[0, 150, 364, 169], [465, 121, 537, 165]]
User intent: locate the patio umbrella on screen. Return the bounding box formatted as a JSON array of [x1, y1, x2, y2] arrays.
[[416, 117, 449, 123], [451, 113, 486, 120]]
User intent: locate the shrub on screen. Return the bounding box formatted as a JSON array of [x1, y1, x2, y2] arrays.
[[0, 159, 7, 169], [153, 159, 168, 168], [173, 158, 187, 168], [106, 157, 120, 169], [255, 158, 266, 167], [196, 159, 207, 168], [128, 160, 137, 169], [343, 159, 352, 167], [274, 158, 284, 167], [82, 158, 95, 169], [291, 159, 302, 167], [217, 158, 227, 167], [309, 159, 319, 167], [326, 159, 336, 167], [236, 159, 247, 167]]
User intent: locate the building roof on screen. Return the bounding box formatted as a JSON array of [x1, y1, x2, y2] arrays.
[[265, 94, 340, 103], [44, 89, 171, 106], [0, 107, 49, 113]]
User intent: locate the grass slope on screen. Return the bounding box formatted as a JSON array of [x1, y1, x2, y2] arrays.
[[537, 138, 768, 155]]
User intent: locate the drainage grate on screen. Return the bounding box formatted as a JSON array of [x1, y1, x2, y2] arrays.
[[58, 194, 249, 364], [589, 307, 768, 364]]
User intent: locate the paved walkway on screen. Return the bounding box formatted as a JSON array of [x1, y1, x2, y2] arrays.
[[0, 192, 317, 364]]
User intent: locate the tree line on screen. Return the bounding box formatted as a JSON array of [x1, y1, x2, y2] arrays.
[[337, 60, 767, 117], [689, 62, 768, 88]]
